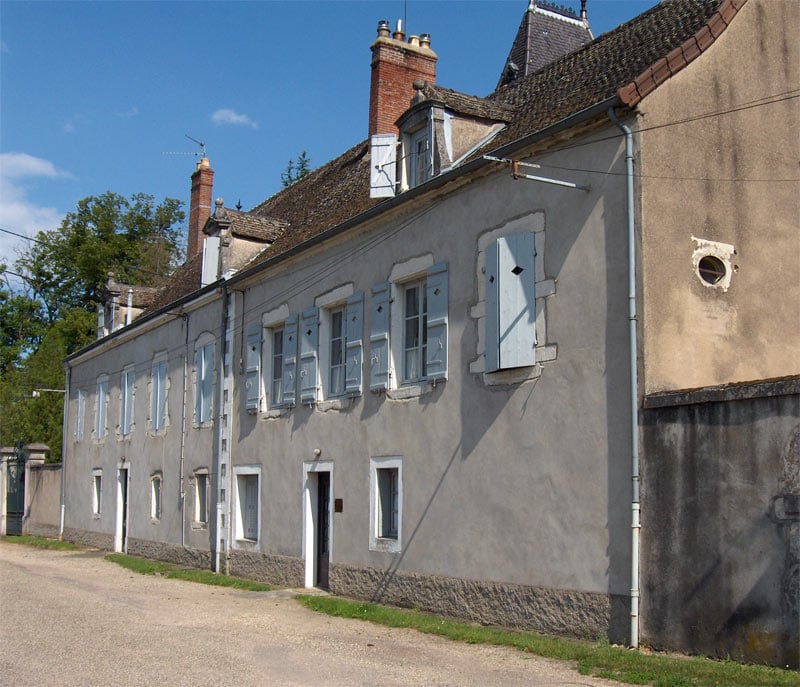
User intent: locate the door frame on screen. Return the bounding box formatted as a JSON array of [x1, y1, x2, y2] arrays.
[[302, 461, 333, 588], [114, 462, 129, 553]]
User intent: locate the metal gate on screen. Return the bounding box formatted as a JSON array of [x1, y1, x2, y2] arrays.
[[6, 442, 25, 536]]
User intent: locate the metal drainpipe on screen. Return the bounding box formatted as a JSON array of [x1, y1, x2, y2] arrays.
[[58, 365, 71, 540], [179, 313, 189, 548], [608, 106, 641, 649], [214, 282, 230, 575]]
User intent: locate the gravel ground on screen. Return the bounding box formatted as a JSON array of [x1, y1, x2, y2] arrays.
[[0, 541, 626, 687]]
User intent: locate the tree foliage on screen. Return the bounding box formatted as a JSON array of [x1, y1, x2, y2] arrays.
[[0, 192, 185, 460], [280, 150, 311, 187], [15, 192, 185, 323]]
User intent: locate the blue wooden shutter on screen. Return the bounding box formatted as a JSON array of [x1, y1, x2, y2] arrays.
[[281, 315, 298, 406], [344, 292, 364, 395], [425, 262, 448, 381], [201, 343, 214, 422], [245, 325, 261, 412], [486, 233, 536, 371], [299, 307, 319, 404], [370, 282, 391, 390]]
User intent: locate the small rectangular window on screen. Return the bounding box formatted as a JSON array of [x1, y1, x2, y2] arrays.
[[150, 475, 162, 520], [92, 470, 102, 516], [195, 472, 208, 525], [234, 468, 260, 543], [370, 457, 402, 553]]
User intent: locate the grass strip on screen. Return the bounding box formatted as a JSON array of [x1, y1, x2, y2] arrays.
[[2, 535, 80, 550], [104, 553, 271, 591], [296, 595, 797, 687]]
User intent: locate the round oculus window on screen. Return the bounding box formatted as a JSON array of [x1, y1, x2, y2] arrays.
[[697, 255, 727, 285]]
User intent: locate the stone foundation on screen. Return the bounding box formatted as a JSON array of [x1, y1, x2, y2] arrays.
[[127, 538, 212, 569], [331, 562, 628, 642], [228, 550, 304, 587], [63, 527, 114, 551]]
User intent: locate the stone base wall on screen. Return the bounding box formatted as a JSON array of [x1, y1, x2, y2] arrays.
[[331, 562, 628, 642], [25, 522, 59, 538], [228, 550, 304, 587], [127, 538, 212, 569], [63, 527, 114, 551]]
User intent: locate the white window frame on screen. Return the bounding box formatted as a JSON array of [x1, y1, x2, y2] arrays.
[[150, 473, 162, 521], [74, 389, 87, 441], [120, 365, 135, 437], [150, 355, 168, 433], [406, 126, 432, 189], [316, 283, 354, 400], [262, 304, 291, 412], [194, 334, 215, 426], [369, 456, 402, 553], [401, 278, 428, 383], [94, 375, 108, 440], [92, 469, 102, 516], [193, 470, 208, 528], [233, 465, 261, 546]]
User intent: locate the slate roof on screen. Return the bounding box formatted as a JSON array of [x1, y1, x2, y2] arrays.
[[205, 206, 287, 242], [497, 1, 593, 89], [406, 82, 515, 122], [144, 0, 742, 312]]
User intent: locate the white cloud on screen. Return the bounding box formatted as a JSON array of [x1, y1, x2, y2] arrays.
[[0, 153, 68, 274], [116, 107, 140, 119], [211, 108, 258, 129]]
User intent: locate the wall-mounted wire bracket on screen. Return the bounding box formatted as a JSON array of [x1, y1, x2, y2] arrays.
[[483, 155, 590, 192]]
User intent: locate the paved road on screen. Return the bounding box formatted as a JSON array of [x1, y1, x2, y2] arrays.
[[0, 541, 625, 687]]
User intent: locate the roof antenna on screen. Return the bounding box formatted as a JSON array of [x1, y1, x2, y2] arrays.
[[161, 134, 208, 158], [185, 134, 206, 157]]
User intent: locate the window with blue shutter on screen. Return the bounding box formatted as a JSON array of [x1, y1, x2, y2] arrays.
[[245, 325, 261, 412], [195, 341, 215, 423], [485, 232, 536, 372], [281, 315, 298, 406], [425, 262, 448, 381], [344, 292, 364, 395], [121, 367, 135, 436], [300, 307, 319, 404], [370, 282, 391, 390]]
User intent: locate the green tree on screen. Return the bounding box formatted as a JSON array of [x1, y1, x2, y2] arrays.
[[15, 192, 185, 322], [0, 191, 185, 459], [280, 150, 311, 187]]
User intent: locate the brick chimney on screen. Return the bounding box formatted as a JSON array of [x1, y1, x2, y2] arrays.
[[187, 157, 214, 259], [369, 19, 437, 137]]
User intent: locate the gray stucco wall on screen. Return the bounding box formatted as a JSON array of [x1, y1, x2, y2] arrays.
[[24, 464, 61, 537], [641, 379, 800, 668]]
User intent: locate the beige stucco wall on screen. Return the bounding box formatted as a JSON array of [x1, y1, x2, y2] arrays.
[[638, 0, 799, 394]]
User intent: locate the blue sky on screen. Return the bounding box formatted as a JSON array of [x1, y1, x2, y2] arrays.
[[0, 0, 655, 275]]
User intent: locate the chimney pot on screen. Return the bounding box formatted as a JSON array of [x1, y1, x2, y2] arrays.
[[409, 35, 420, 48], [377, 19, 390, 37], [393, 18, 405, 41], [420, 33, 431, 49]]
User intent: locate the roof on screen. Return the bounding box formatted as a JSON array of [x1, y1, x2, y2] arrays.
[[405, 82, 515, 123], [497, 0, 593, 89], [135, 0, 744, 316], [204, 205, 287, 242]]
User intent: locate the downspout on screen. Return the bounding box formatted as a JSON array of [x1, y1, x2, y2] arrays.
[[608, 106, 641, 649], [58, 365, 71, 540], [179, 313, 189, 548], [214, 281, 230, 574]]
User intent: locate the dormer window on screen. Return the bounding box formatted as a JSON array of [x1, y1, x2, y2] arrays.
[[408, 127, 432, 188]]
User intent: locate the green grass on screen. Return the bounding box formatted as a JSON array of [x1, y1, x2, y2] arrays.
[[296, 596, 797, 687], [1, 535, 80, 550], [104, 553, 271, 591]]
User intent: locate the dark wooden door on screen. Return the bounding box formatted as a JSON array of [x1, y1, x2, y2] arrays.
[[316, 472, 330, 589]]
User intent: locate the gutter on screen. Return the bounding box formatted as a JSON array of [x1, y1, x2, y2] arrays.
[[608, 106, 641, 649]]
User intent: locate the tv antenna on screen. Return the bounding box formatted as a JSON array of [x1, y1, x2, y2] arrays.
[[162, 134, 207, 158]]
